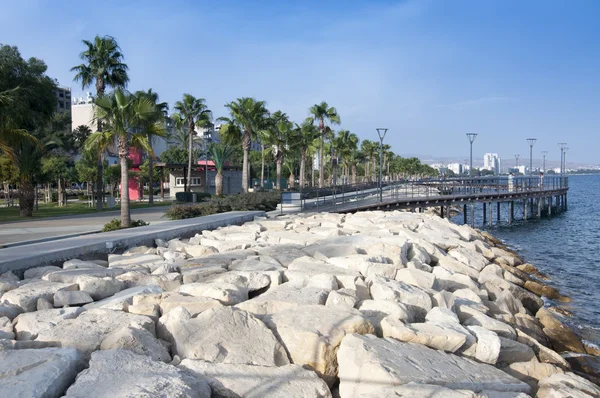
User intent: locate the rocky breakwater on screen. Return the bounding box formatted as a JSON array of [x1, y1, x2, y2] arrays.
[[0, 211, 598, 397]]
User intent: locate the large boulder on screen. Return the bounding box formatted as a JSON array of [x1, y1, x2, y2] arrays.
[[64, 349, 211, 397], [467, 326, 501, 365], [100, 325, 171, 363], [45, 267, 124, 283], [235, 284, 329, 317], [158, 306, 289, 366], [536, 372, 600, 398], [368, 276, 432, 321], [381, 317, 467, 353], [497, 337, 537, 365], [74, 276, 125, 300], [179, 360, 332, 398], [263, 305, 374, 385], [503, 361, 564, 393], [53, 290, 93, 307], [83, 285, 163, 311], [30, 309, 155, 358], [356, 299, 412, 336], [178, 282, 248, 305], [536, 308, 586, 353], [356, 384, 480, 398], [13, 308, 84, 340], [159, 292, 223, 316], [1, 281, 78, 312], [337, 334, 531, 397], [0, 348, 85, 398]]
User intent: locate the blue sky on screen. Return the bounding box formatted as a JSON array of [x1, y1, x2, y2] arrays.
[[1, 0, 599, 165]]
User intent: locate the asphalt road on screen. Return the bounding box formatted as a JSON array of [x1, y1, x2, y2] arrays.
[[0, 206, 170, 246]]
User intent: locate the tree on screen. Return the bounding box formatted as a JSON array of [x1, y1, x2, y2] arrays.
[[72, 125, 92, 151], [71, 35, 129, 210], [0, 155, 17, 206], [333, 129, 359, 185], [134, 89, 167, 204], [293, 122, 320, 189], [90, 89, 156, 227], [306, 102, 341, 188], [173, 94, 211, 193], [266, 115, 296, 190], [219, 97, 269, 193], [360, 140, 378, 182], [209, 143, 235, 196], [160, 146, 188, 164]]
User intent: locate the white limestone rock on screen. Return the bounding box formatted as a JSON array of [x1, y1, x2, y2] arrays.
[[458, 306, 517, 340], [235, 284, 329, 317], [180, 360, 332, 398], [63, 259, 107, 269], [395, 267, 437, 289], [326, 288, 358, 309], [263, 305, 374, 385], [337, 334, 531, 397], [307, 273, 339, 291], [0, 316, 14, 339], [503, 361, 564, 392], [74, 275, 125, 300], [183, 244, 219, 258], [229, 258, 285, 272], [449, 247, 489, 272], [467, 325, 502, 364], [13, 307, 83, 340], [159, 292, 223, 316], [357, 384, 479, 397], [356, 299, 412, 336], [381, 316, 467, 353], [83, 285, 163, 310], [368, 276, 432, 321], [1, 280, 78, 312], [53, 290, 93, 307], [426, 306, 460, 325], [100, 325, 171, 362], [497, 337, 537, 365], [178, 282, 248, 305], [0, 348, 85, 398], [31, 308, 155, 358], [158, 306, 289, 366], [23, 266, 62, 279], [0, 271, 19, 282], [536, 372, 600, 398], [0, 303, 23, 321], [127, 303, 161, 319], [63, 349, 211, 398], [108, 253, 166, 271], [432, 290, 457, 310]]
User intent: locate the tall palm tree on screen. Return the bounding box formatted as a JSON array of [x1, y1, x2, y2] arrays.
[[361, 139, 378, 182], [218, 98, 269, 193], [89, 89, 156, 227], [209, 143, 235, 196], [306, 102, 340, 188], [71, 35, 129, 210], [334, 129, 359, 185], [134, 89, 168, 204], [294, 121, 320, 189], [173, 94, 210, 193], [265, 115, 295, 190], [84, 130, 115, 204]]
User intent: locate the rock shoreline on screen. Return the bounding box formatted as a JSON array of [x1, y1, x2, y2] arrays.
[[0, 210, 598, 397]]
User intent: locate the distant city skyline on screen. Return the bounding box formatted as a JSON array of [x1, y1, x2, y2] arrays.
[[1, 0, 598, 163]]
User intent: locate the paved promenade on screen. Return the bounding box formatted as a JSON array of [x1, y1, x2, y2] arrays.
[[0, 207, 170, 246]]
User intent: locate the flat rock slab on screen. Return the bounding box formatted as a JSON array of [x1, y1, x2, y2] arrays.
[[1, 281, 79, 312], [337, 334, 531, 397], [54, 290, 93, 307], [263, 305, 375, 385], [14, 308, 84, 340], [83, 285, 163, 310], [45, 268, 125, 283], [159, 292, 223, 316], [0, 348, 85, 398], [158, 306, 290, 366], [31, 308, 155, 359], [235, 285, 329, 317], [180, 360, 332, 398], [64, 349, 211, 398], [357, 384, 480, 398]]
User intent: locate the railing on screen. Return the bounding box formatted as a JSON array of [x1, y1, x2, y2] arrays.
[[280, 176, 568, 213]]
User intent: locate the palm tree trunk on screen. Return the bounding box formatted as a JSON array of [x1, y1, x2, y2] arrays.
[[96, 156, 103, 210], [148, 156, 154, 205], [311, 156, 315, 187], [318, 138, 324, 188], [242, 130, 250, 193], [288, 173, 295, 189], [18, 178, 34, 217], [119, 136, 131, 228], [160, 169, 164, 200], [299, 152, 306, 189], [352, 165, 357, 184], [276, 159, 282, 190], [260, 145, 265, 188], [186, 125, 193, 193], [57, 178, 62, 207], [215, 171, 223, 196]]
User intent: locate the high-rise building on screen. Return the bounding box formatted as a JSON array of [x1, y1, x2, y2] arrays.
[[483, 153, 501, 175], [447, 163, 463, 175], [54, 85, 71, 113]]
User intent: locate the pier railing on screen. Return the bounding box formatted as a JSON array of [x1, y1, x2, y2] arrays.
[[280, 175, 568, 213]]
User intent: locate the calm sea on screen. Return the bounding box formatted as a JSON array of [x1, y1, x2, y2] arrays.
[[454, 174, 600, 346]]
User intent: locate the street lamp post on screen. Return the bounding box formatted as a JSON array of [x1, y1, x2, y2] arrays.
[[514, 154, 520, 172], [466, 133, 477, 226], [376, 128, 388, 202], [541, 151, 548, 174], [527, 138, 536, 176]]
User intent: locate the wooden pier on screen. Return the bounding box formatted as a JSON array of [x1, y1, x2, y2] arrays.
[[292, 176, 569, 227]]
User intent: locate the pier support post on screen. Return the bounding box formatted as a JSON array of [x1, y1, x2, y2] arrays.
[[537, 198, 542, 218], [488, 202, 493, 227], [548, 197, 551, 216], [523, 199, 528, 220], [497, 202, 501, 223], [440, 206, 444, 218], [565, 194, 568, 211], [470, 204, 475, 228], [509, 201, 514, 224], [463, 204, 467, 225], [483, 202, 487, 225]]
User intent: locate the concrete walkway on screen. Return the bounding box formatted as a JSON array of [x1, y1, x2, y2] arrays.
[[0, 207, 170, 247], [0, 211, 264, 274]]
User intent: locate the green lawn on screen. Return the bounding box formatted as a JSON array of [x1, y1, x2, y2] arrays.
[[0, 200, 173, 223]]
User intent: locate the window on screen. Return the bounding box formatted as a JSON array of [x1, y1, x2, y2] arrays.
[[59, 92, 64, 98], [58, 101, 64, 108], [175, 177, 204, 187]]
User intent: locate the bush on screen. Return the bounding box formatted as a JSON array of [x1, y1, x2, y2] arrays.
[[175, 191, 212, 203], [102, 219, 149, 232], [165, 191, 281, 220]]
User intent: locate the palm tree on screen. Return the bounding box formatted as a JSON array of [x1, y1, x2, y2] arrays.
[[83, 130, 114, 204], [134, 89, 168, 204], [361, 140, 378, 182], [264, 115, 295, 190], [209, 143, 235, 196], [218, 98, 269, 193], [334, 130, 359, 185], [89, 89, 156, 227], [173, 94, 211, 193], [71, 35, 129, 210], [294, 121, 320, 189], [306, 102, 341, 188]]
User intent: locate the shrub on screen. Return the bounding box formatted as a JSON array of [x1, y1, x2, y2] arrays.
[[102, 219, 149, 232], [165, 191, 281, 220], [175, 191, 212, 203]]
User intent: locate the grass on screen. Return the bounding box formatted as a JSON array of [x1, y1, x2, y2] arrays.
[[0, 200, 173, 223]]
